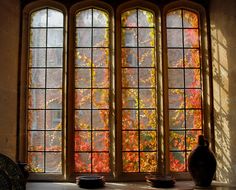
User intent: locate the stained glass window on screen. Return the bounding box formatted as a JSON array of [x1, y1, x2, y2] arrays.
[[27, 8, 64, 173], [167, 9, 203, 172], [74, 8, 110, 173], [121, 9, 158, 173]]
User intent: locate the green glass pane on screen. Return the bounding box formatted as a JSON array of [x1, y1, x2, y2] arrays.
[[75, 68, 91, 88], [28, 89, 45, 109], [92, 153, 110, 173], [183, 10, 198, 28], [166, 10, 182, 28], [184, 49, 200, 68], [46, 131, 62, 151], [138, 28, 155, 47], [92, 89, 109, 109], [168, 89, 184, 109], [75, 89, 91, 109], [138, 9, 154, 27], [74, 153, 91, 172], [29, 69, 45, 88], [122, 89, 138, 108], [185, 89, 201, 108], [48, 9, 63, 27], [75, 48, 91, 67], [169, 110, 185, 129], [139, 48, 155, 67], [168, 69, 184, 88], [185, 69, 201, 88], [74, 131, 91, 151], [184, 29, 199, 48], [139, 89, 156, 108], [140, 110, 157, 130], [46, 69, 62, 88], [122, 68, 138, 88], [121, 10, 137, 27], [28, 131, 44, 151], [92, 110, 109, 130], [76, 9, 92, 27], [93, 69, 109, 88], [121, 48, 137, 67], [46, 110, 62, 130], [139, 68, 155, 87], [76, 29, 92, 47], [31, 9, 47, 27], [122, 131, 138, 151], [122, 110, 138, 130], [46, 89, 62, 109], [169, 131, 185, 151], [75, 110, 91, 130], [168, 49, 183, 68], [45, 152, 62, 173], [93, 9, 109, 27], [140, 131, 157, 151], [28, 152, 44, 172], [169, 152, 186, 172], [186, 130, 202, 150], [122, 152, 139, 172], [28, 110, 45, 130], [122, 28, 137, 47], [93, 28, 109, 47], [140, 152, 157, 172], [186, 110, 202, 129], [92, 131, 109, 151]]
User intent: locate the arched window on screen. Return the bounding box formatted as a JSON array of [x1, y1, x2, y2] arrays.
[[20, 0, 210, 181]]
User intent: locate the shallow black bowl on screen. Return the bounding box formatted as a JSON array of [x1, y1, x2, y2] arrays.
[[76, 176, 105, 189], [146, 175, 175, 188]]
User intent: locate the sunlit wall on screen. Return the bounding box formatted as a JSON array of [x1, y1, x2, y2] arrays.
[[210, 0, 236, 184]]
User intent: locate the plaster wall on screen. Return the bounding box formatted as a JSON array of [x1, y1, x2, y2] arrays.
[[0, 0, 20, 160], [210, 0, 236, 185]]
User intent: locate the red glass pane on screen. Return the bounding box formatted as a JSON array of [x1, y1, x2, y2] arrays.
[[122, 131, 138, 151], [186, 130, 202, 150], [74, 131, 91, 151], [122, 110, 138, 130], [186, 110, 202, 129], [169, 152, 185, 172], [185, 89, 201, 108], [122, 152, 139, 172], [185, 69, 201, 88], [184, 29, 199, 48], [183, 10, 198, 28], [92, 153, 110, 172], [184, 49, 200, 68], [74, 153, 91, 172]]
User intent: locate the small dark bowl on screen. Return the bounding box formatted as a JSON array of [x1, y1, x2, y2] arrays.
[[76, 176, 105, 189], [146, 175, 175, 188]]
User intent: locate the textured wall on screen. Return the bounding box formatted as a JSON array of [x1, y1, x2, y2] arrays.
[[210, 0, 236, 185], [0, 0, 20, 160]]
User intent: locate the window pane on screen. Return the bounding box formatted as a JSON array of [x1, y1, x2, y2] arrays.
[[121, 9, 157, 173], [167, 9, 203, 172], [27, 9, 64, 174], [75, 8, 110, 174]]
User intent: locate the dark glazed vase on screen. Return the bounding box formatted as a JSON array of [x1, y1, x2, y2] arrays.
[[188, 135, 216, 187]]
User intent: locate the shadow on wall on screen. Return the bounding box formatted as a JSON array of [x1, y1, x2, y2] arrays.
[[210, 0, 236, 185]]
